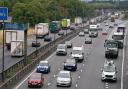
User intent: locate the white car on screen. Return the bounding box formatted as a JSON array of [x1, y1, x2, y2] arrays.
[[57, 70, 72, 87], [56, 44, 67, 55], [101, 61, 117, 82], [105, 23, 109, 26], [79, 32, 85, 36]]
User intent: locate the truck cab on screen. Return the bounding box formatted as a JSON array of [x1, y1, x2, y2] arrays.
[[104, 40, 119, 58], [89, 25, 98, 37], [117, 24, 125, 37]]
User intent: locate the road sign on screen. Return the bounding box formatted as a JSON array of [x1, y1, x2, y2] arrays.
[[4, 22, 28, 30], [0, 7, 8, 20]]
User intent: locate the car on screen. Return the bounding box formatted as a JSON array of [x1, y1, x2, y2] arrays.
[[105, 23, 109, 26], [58, 30, 64, 35], [64, 59, 77, 71], [56, 70, 72, 87], [28, 73, 44, 88], [65, 41, 72, 48], [71, 46, 84, 62], [101, 61, 117, 82], [56, 44, 67, 55], [84, 29, 89, 34], [109, 25, 113, 28], [44, 35, 52, 41], [114, 23, 118, 26], [102, 30, 108, 35], [36, 61, 51, 73], [85, 37, 92, 44], [79, 32, 85, 36], [104, 21, 107, 23], [32, 41, 41, 47]]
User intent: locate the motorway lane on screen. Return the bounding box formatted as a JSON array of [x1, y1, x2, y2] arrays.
[[0, 30, 71, 73], [14, 19, 108, 89]]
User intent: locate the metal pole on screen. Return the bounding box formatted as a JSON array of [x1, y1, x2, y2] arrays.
[[35, 24, 38, 56], [2, 19, 5, 82]]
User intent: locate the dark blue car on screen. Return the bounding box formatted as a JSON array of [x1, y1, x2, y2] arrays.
[[64, 59, 77, 71], [36, 61, 51, 73]]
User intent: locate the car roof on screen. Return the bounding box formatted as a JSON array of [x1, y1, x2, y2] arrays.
[[66, 59, 75, 62], [30, 73, 42, 79], [113, 32, 123, 35], [59, 70, 70, 74], [40, 61, 48, 64], [73, 46, 83, 50], [58, 44, 66, 46]]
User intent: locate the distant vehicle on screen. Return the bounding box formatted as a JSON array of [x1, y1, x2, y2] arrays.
[[61, 19, 70, 29], [56, 44, 67, 55], [104, 40, 119, 58], [84, 29, 89, 34], [49, 21, 61, 33], [102, 30, 108, 35], [75, 17, 82, 26], [71, 46, 84, 62], [64, 59, 77, 71], [112, 32, 124, 49], [79, 31, 85, 36], [11, 40, 24, 57], [28, 73, 44, 88], [114, 23, 118, 26], [89, 25, 98, 37], [105, 23, 109, 26], [35, 23, 49, 38], [56, 70, 72, 87], [85, 37, 92, 44], [32, 41, 41, 47], [58, 30, 64, 35], [65, 41, 72, 48], [101, 61, 117, 82], [44, 35, 52, 41], [36, 61, 51, 73], [109, 25, 113, 28], [110, 15, 115, 22]]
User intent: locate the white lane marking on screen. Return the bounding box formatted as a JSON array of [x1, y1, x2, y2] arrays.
[[15, 52, 55, 89], [121, 22, 128, 89], [15, 31, 80, 89]]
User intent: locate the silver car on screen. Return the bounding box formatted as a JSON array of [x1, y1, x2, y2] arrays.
[[79, 32, 85, 36], [56, 44, 67, 55], [85, 37, 92, 44], [56, 70, 72, 87]]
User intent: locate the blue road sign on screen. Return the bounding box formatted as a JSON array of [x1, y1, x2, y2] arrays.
[[4, 22, 28, 30], [0, 7, 8, 20]]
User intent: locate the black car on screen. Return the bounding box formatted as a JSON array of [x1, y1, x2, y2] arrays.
[[65, 41, 72, 48], [64, 59, 77, 71], [85, 37, 92, 44], [44, 35, 52, 41], [32, 41, 41, 47]]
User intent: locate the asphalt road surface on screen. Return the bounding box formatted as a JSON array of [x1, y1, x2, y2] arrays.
[[14, 17, 128, 89]]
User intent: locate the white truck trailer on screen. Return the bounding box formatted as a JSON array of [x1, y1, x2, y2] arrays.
[[35, 23, 49, 38]]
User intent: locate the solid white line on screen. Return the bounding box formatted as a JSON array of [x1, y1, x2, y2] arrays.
[[121, 22, 128, 89]]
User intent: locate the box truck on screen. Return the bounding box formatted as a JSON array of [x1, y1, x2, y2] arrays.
[[49, 21, 61, 33], [35, 23, 49, 38], [75, 17, 82, 26], [11, 40, 24, 57], [61, 19, 70, 29]]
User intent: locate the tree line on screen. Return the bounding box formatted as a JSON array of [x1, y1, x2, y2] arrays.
[[0, 0, 113, 26]]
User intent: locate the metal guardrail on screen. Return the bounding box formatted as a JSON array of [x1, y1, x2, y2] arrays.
[[0, 29, 79, 89]]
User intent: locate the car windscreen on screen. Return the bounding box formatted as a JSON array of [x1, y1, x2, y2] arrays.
[[89, 29, 97, 32], [58, 73, 70, 78], [58, 45, 65, 49], [39, 62, 48, 66], [104, 65, 115, 72], [106, 43, 118, 48], [72, 50, 82, 55], [66, 60, 75, 65], [112, 35, 123, 40]]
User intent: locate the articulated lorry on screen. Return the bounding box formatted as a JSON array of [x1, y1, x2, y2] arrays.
[[61, 19, 70, 30], [35, 23, 49, 38], [11, 40, 24, 57], [49, 21, 61, 33]]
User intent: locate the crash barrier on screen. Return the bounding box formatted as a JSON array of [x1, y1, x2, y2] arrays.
[[0, 29, 79, 89]]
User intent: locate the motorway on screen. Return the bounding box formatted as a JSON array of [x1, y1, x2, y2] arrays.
[[14, 17, 128, 89]]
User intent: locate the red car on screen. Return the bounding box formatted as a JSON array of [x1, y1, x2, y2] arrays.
[[28, 73, 44, 88], [102, 31, 108, 35]]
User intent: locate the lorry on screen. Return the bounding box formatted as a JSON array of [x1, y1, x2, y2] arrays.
[[74, 17, 82, 26], [117, 24, 125, 37], [104, 40, 119, 58], [49, 21, 61, 33], [35, 23, 49, 38], [110, 15, 115, 22], [11, 40, 24, 57], [5, 30, 24, 50], [89, 25, 98, 37], [89, 19, 96, 24], [61, 19, 70, 29]]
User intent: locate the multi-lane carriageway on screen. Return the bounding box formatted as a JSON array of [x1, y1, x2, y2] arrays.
[[13, 18, 128, 89]]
